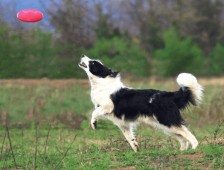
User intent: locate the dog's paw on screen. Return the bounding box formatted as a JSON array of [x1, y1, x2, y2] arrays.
[[91, 120, 97, 130], [134, 143, 139, 152]]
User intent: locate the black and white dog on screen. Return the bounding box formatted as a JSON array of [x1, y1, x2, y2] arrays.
[[79, 55, 203, 152]]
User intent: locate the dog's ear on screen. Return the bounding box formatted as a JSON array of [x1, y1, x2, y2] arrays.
[[110, 71, 120, 77]]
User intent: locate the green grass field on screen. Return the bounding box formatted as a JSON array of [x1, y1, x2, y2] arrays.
[[0, 79, 223, 169]]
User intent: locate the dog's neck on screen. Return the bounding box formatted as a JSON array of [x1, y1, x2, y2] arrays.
[[88, 75, 124, 92]]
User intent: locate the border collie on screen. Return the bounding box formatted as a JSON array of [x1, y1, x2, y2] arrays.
[[79, 55, 203, 152]]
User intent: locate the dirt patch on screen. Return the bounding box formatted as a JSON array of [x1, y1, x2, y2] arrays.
[[169, 153, 205, 163], [199, 77, 224, 86], [87, 139, 107, 146], [170, 153, 207, 170], [55, 111, 87, 129], [0, 79, 89, 88], [115, 166, 135, 170], [1, 77, 224, 88], [2, 110, 86, 129], [177, 153, 205, 160]]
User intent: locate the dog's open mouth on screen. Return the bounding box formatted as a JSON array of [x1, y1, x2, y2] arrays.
[[79, 62, 87, 68]]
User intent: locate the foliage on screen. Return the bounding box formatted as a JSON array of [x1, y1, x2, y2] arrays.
[[154, 28, 203, 77], [48, 0, 93, 48], [1, 0, 224, 77], [0, 26, 85, 78], [0, 26, 54, 78], [192, 0, 223, 52], [0, 25, 25, 78], [209, 43, 224, 76], [87, 37, 150, 76], [95, 3, 122, 40]]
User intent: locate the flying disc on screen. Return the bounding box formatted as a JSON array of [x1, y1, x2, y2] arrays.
[[17, 9, 44, 22]]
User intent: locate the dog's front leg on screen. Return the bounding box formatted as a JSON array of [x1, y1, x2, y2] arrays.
[[119, 125, 139, 152], [91, 107, 105, 130], [90, 104, 100, 129]]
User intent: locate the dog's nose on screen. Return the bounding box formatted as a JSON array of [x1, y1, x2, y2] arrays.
[[81, 54, 85, 58]]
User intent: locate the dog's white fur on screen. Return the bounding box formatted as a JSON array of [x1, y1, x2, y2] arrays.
[[177, 73, 203, 104], [79, 55, 202, 152]]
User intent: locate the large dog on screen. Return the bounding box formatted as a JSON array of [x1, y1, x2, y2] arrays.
[[79, 55, 203, 152]]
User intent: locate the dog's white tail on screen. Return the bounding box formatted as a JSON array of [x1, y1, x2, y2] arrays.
[[176, 73, 203, 105]]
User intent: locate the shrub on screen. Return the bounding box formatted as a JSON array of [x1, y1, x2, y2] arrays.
[[0, 27, 84, 78], [0, 25, 25, 78], [154, 28, 203, 77], [87, 37, 150, 76], [209, 43, 224, 76], [0, 27, 58, 78]]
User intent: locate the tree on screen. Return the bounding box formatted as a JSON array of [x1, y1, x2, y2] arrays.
[[154, 28, 203, 77], [43, 0, 94, 49], [192, 0, 223, 53], [116, 0, 197, 54], [120, 0, 164, 53], [87, 37, 149, 76], [94, 3, 120, 39], [210, 43, 224, 75]]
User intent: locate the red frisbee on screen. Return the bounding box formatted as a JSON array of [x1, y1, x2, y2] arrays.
[[17, 9, 44, 22]]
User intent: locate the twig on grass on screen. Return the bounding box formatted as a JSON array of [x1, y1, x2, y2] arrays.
[[6, 126, 18, 170], [34, 123, 38, 170], [200, 136, 209, 144], [213, 120, 224, 140], [54, 135, 77, 170], [0, 132, 6, 161], [42, 125, 51, 170], [2, 146, 8, 170]]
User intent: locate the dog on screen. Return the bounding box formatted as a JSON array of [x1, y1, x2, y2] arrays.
[[79, 55, 203, 152]]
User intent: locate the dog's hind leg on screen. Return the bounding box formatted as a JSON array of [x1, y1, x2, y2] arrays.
[[170, 126, 198, 149], [157, 125, 189, 150], [172, 134, 189, 150], [118, 125, 139, 152]]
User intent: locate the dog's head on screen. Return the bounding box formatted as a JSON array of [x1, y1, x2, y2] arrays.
[[79, 55, 119, 78]]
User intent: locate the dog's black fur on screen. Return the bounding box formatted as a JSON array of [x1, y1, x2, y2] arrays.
[[111, 87, 195, 127], [89, 60, 119, 78]]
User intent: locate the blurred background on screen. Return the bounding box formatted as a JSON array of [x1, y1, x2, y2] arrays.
[[0, 1, 224, 169], [1, 0, 224, 79]]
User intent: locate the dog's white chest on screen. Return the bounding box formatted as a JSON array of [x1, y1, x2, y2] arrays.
[[91, 89, 110, 106], [90, 79, 123, 106]]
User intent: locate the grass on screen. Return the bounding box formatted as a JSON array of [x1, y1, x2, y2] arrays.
[[0, 78, 224, 169]]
